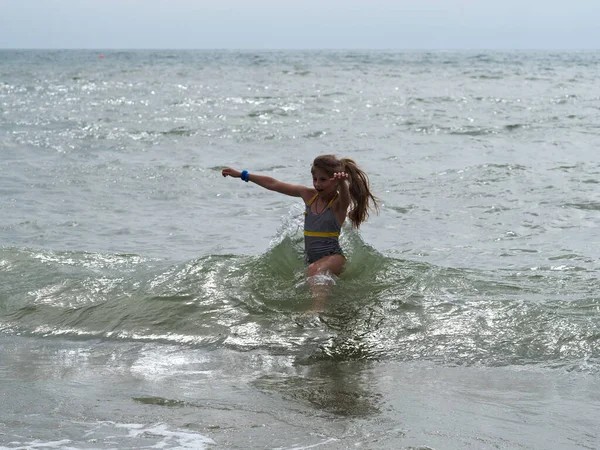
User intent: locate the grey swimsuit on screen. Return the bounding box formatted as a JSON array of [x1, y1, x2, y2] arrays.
[[304, 193, 345, 265]]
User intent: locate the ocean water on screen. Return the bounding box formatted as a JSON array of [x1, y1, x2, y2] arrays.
[[1, 49, 599, 449]]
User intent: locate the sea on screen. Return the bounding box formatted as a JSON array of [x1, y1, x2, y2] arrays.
[[1, 49, 599, 449]]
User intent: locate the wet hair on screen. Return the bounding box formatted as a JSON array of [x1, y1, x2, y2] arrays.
[[311, 154, 379, 228]]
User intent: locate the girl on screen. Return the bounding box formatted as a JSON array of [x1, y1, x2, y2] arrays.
[[222, 154, 378, 308]]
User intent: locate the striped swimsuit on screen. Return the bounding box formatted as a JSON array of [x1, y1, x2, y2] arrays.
[[303, 193, 345, 264]]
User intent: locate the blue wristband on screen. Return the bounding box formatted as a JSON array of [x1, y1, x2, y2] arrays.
[[241, 170, 249, 182]]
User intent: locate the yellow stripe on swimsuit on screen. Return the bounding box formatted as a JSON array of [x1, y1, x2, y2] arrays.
[[303, 230, 340, 237]]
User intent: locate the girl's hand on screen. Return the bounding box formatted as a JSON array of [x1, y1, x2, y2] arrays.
[[331, 171, 349, 182], [222, 168, 241, 178]]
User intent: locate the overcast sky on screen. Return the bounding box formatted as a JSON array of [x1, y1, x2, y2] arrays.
[[1, 0, 599, 50]]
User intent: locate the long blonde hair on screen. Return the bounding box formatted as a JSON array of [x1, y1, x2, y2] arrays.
[[311, 154, 379, 228]]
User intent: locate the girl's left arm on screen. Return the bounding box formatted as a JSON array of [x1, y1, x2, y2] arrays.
[[333, 172, 351, 216]]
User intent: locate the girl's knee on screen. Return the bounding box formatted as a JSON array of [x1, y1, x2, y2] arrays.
[[307, 255, 345, 278], [307, 263, 319, 277]]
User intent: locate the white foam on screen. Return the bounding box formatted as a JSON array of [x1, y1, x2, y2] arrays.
[[115, 422, 215, 449], [0, 440, 74, 450], [1, 422, 214, 449], [129, 346, 211, 381], [307, 273, 337, 286], [273, 438, 339, 450]]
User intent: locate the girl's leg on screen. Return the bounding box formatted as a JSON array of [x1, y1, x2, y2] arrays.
[[307, 254, 346, 311]]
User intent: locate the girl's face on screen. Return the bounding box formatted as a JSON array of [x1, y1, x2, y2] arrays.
[[312, 167, 336, 195]]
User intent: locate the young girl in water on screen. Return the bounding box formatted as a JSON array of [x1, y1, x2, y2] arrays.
[[222, 154, 378, 308]]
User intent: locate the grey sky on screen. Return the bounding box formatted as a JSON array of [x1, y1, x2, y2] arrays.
[[1, 0, 599, 50]]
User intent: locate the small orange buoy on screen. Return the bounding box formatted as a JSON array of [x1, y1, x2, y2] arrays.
[[99, 55, 105, 59]]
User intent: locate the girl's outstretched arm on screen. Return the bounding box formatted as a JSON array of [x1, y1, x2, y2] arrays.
[[222, 167, 314, 200]]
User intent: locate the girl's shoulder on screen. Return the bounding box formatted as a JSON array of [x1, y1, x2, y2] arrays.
[[333, 188, 351, 210], [301, 188, 318, 204]]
